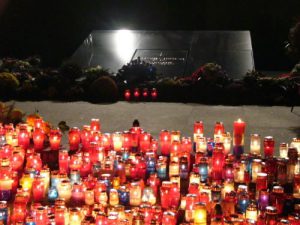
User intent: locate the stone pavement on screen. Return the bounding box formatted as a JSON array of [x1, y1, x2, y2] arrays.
[[10, 101, 300, 154]]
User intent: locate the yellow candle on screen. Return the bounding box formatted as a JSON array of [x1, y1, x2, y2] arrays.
[[251, 159, 262, 182], [222, 181, 234, 199], [171, 130, 181, 142], [69, 208, 82, 225], [20, 173, 34, 191], [291, 138, 300, 154], [130, 182, 141, 206], [223, 133, 232, 155], [85, 188, 95, 206], [279, 143, 289, 158], [194, 202, 207, 225], [246, 204, 258, 221], [112, 132, 123, 151], [169, 161, 179, 177], [0, 178, 13, 190], [57, 179, 72, 203], [196, 137, 207, 153], [170, 175, 181, 189], [250, 134, 261, 155], [40, 167, 50, 196], [189, 173, 200, 185], [99, 191, 108, 207], [109, 189, 119, 206]]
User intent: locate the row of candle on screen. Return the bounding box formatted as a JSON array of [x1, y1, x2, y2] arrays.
[[0, 118, 300, 225], [124, 88, 158, 101]]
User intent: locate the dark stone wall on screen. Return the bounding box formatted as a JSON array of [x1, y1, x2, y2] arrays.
[[0, 0, 299, 70]]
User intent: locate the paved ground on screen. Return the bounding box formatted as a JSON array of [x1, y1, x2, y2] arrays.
[[8, 101, 300, 155]]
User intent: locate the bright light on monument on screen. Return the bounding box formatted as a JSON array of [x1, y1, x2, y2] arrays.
[[115, 29, 135, 61]]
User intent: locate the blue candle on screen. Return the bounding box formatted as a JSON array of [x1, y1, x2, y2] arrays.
[[157, 166, 167, 180], [207, 140, 215, 156], [0, 201, 8, 225], [118, 187, 130, 206], [48, 186, 58, 202], [238, 198, 249, 213], [146, 158, 156, 176], [199, 159, 208, 182], [70, 170, 81, 185]]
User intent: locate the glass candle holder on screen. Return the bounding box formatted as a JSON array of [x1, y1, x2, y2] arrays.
[[18, 124, 30, 150], [251, 159, 262, 182], [194, 202, 207, 225], [160, 181, 172, 209], [162, 211, 176, 225], [90, 118, 100, 132], [129, 182, 141, 206], [246, 203, 258, 221], [196, 136, 207, 153], [193, 121, 204, 142], [256, 173, 268, 192], [270, 186, 285, 215], [250, 134, 261, 156], [223, 132, 232, 155], [141, 186, 156, 205], [49, 128, 62, 151], [139, 132, 151, 153], [233, 119, 246, 158], [264, 136, 275, 158], [185, 194, 198, 222], [160, 130, 171, 156], [32, 128, 45, 151], [265, 206, 277, 225], [68, 127, 81, 151], [214, 121, 225, 142], [279, 143, 288, 158], [151, 88, 158, 100], [112, 132, 123, 152], [57, 179, 72, 203]]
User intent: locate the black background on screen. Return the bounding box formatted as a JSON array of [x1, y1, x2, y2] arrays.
[[0, 0, 299, 71]]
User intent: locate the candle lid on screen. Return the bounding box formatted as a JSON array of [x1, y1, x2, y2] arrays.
[[272, 186, 284, 193], [266, 206, 277, 214], [264, 136, 274, 141], [0, 201, 7, 208]]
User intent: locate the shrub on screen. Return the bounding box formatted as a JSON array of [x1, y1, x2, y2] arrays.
[[88, 76, 119, 102], [0, 72, 20, 98], [60, 62, 83, 81]]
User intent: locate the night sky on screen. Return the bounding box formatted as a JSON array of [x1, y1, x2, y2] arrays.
[[0, 0, 299, 71]]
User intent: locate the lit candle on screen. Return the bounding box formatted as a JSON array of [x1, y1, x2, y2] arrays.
[[20, 172, 34, 191], [233, 119, 246, 158], [81, 125, 91, 150], [222, 181, 234, 199], [214, 121, 225, 142], [264, 136, 275, 158], [59, 150, 69, 174], [49, 128, 62, 151], [84, 188, 94, 206], [57, 179, 72, 203], [169, 161, 179, 177], [142, 88, 148, 98], [196, 136, 207, 153], [279, 142, 288, 158], [32, 176, 45, 202], [18, 124, 30, 150], [246, 203, 258, 221], [194, 121, 204, 142], [291, 138, 300, 154], [250, 134, 261, 155], [171, 130, 180, 143], [32, 128, 45, 151], [256, 173, 268, 192], [251, 159, 262, 182], [69, 208, 82, 225], [55, 206, 67, 225], [212, 146, 225, 181], [71, 183, 84, 206], [151, 88, 158, 100], [223, 132, 232, 155], [90, 118, 101, 132], [109, 188, 119, 206], [258, 190, 269, 211], [112, 132, 123, 151], [160, 130, 171, 156], [134, 88, 140, 99], [194, 202, 207, 225], [162, 211, 176, 225], [185, 194, 197, 222], [124, 89, 131, 101], [68, 127, 81, 151], [129, 182, 141, 206], [0, 176, 13, 201], [199, 157, 208, 183], [139, 132, 151, 152]]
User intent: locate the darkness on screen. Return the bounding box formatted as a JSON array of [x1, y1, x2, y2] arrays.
[[0, 0, 299, 71]]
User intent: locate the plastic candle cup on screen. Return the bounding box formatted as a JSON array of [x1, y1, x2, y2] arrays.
[[139, 132, 151, 152], [151, 88, 158, 100], [196, 136, 207, 153], [193, 121, 204, 142], [57, 179, 72, 203], [18, 124, 30, 150], [256, 172, 268, 192], [264, 136, 275, 158], [194, 202, 207, 225], [90, 118, 101, 132], [0, 177, 13, 201], [84, 188, 95, 206], [159, 130, 171, 156], [68, 127, 81, 151], [124, 89, 131, 101], [250, 134, 261, 155], [258, 190, 269, 211], [109, 188, 119, 206], [223, 132, 232, 155], [32, 128, 45, 151], [32, 176, 45, 202], [214, 121, 225, 142], [49, 128, 62, 151], [251, 159, 262, 182], [233, 119, 246, 158], [162, 211, 176, 225], [129, 182, 142, 206], [246, 203, 258, 221], [279, 142, 288, 158], [69, 208, 82, 225], [112, 132, 123, 152], [59, 150, 69, 174]]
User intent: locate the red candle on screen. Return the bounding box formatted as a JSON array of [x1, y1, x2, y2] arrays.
[[214, 121, 225, 136], [123, 131, 132, 150], [59, 150, 69, 174], [33, 128, 45, 151], [96, 212, 107, 225], [81, 125, 92, 150], [256, 173, 268, 191], [55, 206, 67, 225], [160, 130, 171, 156], [18, 124, 30, 150], [71, 183, 84, 206], [181, 137, 192, 154], [91, 131, 101, 144], [49, 128, 62, 151], [264, 136, 275, 158], [212, 146, 225, 181], [34, 118, 44, 129], [68, 127, 81, 151], [26, 153, 43, 172], [32, 176, 45, 202], [0, 144, 13, 158], [101, 133, 111, 151], [143, 88, 148, 98], [170, 182, 180, 208], [124, 89, 131, 101], [160, 181, 172, 209], [13, 201, 27, 223], [134, 88, 140, 99], [151, 88, 158, 100], [194, 121, 204, 141], [170, 140, 181, 160], [81, 152, 92, 177], [147, 173, 160, 197], [139, 132, 151, 152], [233, 119, 246, 146], [90, 118, 101, 132], [162, 211, 176, 225]]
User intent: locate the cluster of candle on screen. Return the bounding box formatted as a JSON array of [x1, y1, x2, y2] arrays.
[[124, 88, 157, 101], [0, 118, 300, 225]]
